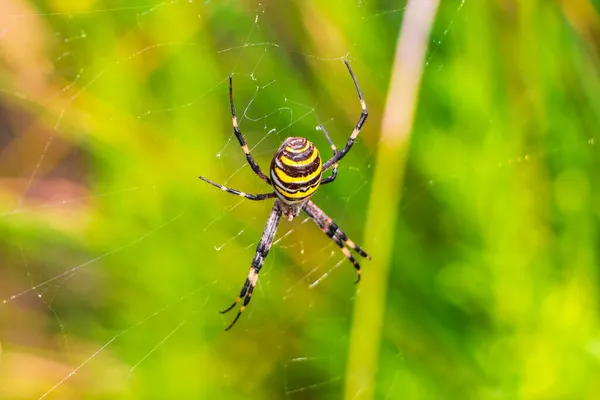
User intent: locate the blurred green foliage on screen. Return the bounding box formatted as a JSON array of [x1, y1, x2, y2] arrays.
[[0, 0, 599, 399]]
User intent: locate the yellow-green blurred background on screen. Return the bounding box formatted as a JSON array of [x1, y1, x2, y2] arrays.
[[1, 0, 599, 398]]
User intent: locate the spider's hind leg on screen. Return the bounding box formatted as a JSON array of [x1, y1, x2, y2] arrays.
[[303, 200, 370, 283], [220, 268, 258, 330], [220, 202, 282, 330]]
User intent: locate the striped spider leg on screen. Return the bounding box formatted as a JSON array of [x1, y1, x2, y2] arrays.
[[229, 75, 272, 185], [303, 200, 371, 283], [220, 202, 282, 331], [198, 176, 275, 201], [317, 124, 338, 185], [322, 60, 368, 172]]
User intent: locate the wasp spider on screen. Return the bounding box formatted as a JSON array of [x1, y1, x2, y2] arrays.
[[200, 60, 370, 330]]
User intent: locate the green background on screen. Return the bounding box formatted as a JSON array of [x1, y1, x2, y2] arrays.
[[1, 0, 599, 398]]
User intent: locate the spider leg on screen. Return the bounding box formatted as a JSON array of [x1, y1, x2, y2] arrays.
[[322, 60, 368, 171], [199, 176, 276, 201], [318, 124, 338, 185], [303, 200, 370, 283], [221, 201, 282, 330], [229, 75, 272, 185]]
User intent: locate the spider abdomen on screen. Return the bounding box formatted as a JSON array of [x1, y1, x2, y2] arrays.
[[270, 137, 322, 204]]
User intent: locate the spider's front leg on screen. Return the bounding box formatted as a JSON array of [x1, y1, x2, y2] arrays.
[[220, 201, 282, 330], [322, 60, 368, 171], [229, 75, 272, 185], [303, 200, 370, 283]]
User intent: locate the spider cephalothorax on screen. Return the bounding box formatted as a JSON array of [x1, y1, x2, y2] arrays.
[[199, 60, 370, 330]]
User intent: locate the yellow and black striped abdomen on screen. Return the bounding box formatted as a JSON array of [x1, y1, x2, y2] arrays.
[[270, 137, 322, 204]]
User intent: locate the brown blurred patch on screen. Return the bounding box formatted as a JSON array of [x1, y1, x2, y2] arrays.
[[0, 0, 55, 98], [0, 177, 90, 232], [559, 0, 600, 62], [0, 343, 130, 398]]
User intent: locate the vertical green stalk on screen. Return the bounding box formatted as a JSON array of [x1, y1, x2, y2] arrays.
[[344, 1, 440, 398]]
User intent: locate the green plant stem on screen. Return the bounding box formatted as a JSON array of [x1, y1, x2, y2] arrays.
[[344, 1, 440, 398]]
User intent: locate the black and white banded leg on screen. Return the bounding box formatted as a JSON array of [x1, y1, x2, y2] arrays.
[[318, 124, 338, 185], [229, 75, 272, 185], [198, 176, 276, 201], [220, 201, 282, 330], [323, 60, 368, 171], [303, 200, 370, 283]]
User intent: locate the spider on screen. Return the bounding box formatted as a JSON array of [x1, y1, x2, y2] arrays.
[[200, 60, 370, 330]]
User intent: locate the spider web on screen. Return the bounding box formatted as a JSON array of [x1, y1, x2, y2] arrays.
[[1, 0, 596, 399]]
